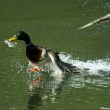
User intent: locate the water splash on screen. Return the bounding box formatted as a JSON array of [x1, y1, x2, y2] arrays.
[[59, 53, 110, 76], [13, 53, 110, 77]]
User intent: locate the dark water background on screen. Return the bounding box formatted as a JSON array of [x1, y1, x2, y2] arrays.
[[0, 0, 110, 110]]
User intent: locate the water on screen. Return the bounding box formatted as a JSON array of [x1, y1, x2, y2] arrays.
[[0, 0, 110, 110]]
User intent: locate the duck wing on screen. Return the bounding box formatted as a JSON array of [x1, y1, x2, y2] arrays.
[[48, 51, 80, 73]]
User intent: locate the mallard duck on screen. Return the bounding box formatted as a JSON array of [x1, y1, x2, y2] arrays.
[[8, 31, 79, 73]]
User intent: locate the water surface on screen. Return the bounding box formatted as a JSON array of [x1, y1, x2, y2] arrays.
[[0, 0, 110, 110]]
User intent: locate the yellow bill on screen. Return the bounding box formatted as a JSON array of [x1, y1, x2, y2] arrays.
[[9, 35, 17, 41]]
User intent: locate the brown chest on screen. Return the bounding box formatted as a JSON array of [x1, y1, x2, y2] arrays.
[[26, 47, 42, 63]]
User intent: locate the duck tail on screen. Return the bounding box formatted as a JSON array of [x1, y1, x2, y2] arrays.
[[48, 51, 80, 73], [59, 60, 80, 73]]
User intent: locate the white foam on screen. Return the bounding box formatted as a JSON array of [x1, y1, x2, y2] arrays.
[[59, 53, 110, 75]]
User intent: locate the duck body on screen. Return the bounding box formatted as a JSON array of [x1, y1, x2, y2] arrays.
[[8, 31, 80, 73], [26, 44, 42, 63], [26, 43, 48, 64]]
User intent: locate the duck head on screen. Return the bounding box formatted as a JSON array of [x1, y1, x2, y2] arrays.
[[9, 31, 31, 45]]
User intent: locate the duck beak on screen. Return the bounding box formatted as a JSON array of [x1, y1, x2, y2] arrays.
[[9, 35, 17, 41]]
